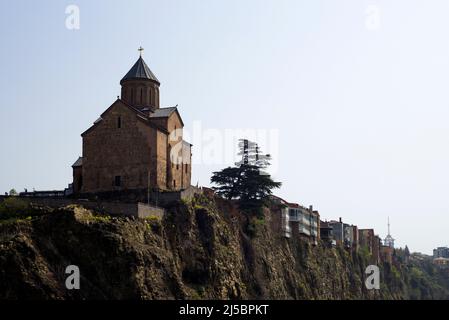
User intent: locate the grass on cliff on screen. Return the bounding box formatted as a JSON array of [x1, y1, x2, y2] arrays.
[[0, 199, 118, 227], [0, 198, 66, 228], [0, 215, 33, 225], [86, 214, 112, 223], [0, 197, 44, 224], [144, 215, 162, 233], [0, 197, 29, 218]]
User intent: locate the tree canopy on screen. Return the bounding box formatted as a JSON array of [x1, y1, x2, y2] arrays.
[[211, 140, 281, 216]]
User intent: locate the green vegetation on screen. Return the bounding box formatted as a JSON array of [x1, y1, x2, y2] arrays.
[[211, 140, 281, 218], [0, 216, 33, 225], [144, 215, 162, 222], [88, 215, 112, 223], [0, 197, 30, 219], [359, 245, 371, 264], [245, 217, 266, 238], [390, 265, 401, 281], [211, 164, 281, 217], [145, 214, 162, 233]]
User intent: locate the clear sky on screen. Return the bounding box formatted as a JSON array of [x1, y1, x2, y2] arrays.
[[1, 0, 448, 254]]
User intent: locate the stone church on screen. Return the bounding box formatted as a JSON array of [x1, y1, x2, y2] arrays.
[[72, 52, 192, 195]]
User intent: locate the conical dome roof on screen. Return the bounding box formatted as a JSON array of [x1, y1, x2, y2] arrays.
[[120, 56, 160, 84]]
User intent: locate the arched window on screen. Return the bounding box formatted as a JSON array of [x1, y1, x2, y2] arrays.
[[140, 87, 143, 104], [117, 116, 122, 129]]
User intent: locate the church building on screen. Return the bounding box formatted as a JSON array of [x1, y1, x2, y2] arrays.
[[72, 50, 192, 195]]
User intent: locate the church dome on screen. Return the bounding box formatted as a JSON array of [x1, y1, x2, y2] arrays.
[[120, 56, 160, 85], [120, 51, 160, 108]]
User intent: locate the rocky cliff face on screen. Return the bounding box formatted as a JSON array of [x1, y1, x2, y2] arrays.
[[0, 195, 448, 300]]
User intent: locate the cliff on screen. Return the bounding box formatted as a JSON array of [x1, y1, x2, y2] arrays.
[[0, 195, 448, 300]]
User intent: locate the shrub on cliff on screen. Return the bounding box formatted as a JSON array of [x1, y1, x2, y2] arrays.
[[0, 197, 29, 219]]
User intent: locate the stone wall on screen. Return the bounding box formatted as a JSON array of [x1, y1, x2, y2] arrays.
[[13, 197, 165, 219], [155, 129, 167, 188], [137, 203, 165, 219], [80, 100, 192, 194], [147, 186, 203, 206], [2, 187, 198, 219], [82, 101, 165, 193], [166, 111, 191, 190], [69, 185, 202, 208], [121, 79, 160, 108], [73, 166, 82, 193]]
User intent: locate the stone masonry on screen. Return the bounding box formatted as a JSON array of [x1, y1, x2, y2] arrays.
[[72, 54, 192, 195]]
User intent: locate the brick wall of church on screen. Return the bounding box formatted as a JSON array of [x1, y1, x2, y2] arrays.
[[82, 102, 168, 193], [166, 113, 191, 190], [121, 79, 160, 108], [148, 112, 192, 190], [155, 129, 168, 188], [72, 166, 83, 193]]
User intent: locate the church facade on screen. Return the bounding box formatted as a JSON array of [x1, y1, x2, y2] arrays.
[[72, 53, 192, 195]]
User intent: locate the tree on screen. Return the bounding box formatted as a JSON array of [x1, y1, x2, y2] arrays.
[[237, 164, 281, 214], [210, 166, 244, 200], [405, 245, 410, 257], [211, 140, 281, 216], [9, 189, 18, 196]]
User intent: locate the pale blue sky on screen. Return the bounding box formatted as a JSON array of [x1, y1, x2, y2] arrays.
[[1, 0, 448, 254]]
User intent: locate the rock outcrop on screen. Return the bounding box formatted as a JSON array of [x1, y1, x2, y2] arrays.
[[0, 196, 448, 300]]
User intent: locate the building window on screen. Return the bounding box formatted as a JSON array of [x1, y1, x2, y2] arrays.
[[114, 176, 121, 187], [176, 163, 179, 170], [185, 164, 188, 173], [117, 116, 122, 129], [173, 180, 176, 188], [140, 87, 143, 104]]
